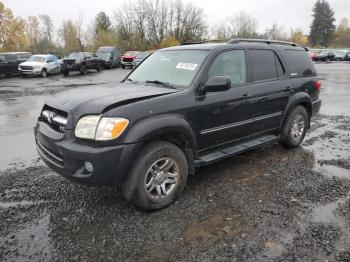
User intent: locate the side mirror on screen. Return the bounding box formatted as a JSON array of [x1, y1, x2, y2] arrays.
[[201, 76, 231, 93]]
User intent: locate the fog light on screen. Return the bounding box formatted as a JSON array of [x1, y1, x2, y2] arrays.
[[84, 161, 94, 173]]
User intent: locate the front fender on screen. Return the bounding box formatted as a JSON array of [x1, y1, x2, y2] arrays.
[[124, 114, 197, 151], [280, 93, 312, 129]]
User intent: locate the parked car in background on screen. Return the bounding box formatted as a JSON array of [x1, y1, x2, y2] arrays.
[[314, 50, 335, 62], [332, 50, 349, 61], [12, 52, 32, 62], [121, 51, 140, 69], [308, 50, 320, 61], [132, 51, 153, 68], [19, 54, 61, 77], [0, 52, 31, 76], [61, 52, 102, 76], [0, 53, 21, 76], [97, 46, 121, 69]]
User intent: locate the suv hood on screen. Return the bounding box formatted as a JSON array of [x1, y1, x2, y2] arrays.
[[46, 83, 179, 129], [20, 61, 44, 67]]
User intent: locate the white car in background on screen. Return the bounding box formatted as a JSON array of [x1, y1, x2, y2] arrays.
[[19, 54, 61, 77]]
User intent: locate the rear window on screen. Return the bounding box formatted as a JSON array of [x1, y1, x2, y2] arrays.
[[248, 49, 278, 81], [283, 49, 316, 77]]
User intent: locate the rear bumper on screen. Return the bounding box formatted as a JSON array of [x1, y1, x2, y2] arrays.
[[34, 121, 141, 186], [121, 61, 133, 67], [312, 99, 321, 116]]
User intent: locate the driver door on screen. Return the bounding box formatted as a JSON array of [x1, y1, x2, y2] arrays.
[[195, 50, 256, 154]]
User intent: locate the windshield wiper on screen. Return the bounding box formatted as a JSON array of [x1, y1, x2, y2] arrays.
[[145, 80, 177, 89]]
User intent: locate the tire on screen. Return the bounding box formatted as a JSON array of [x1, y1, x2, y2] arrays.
[[96, 65, 102, 72], [122, 141, 188, 211], [63, 69, 69, 76], [41, 68, 47, 77], [80, 65, 87, 75], [279, 105, 308, 149], [122, 65, 125, 69]]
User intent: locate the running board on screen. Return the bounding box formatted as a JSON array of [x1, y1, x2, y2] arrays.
[[194, 135, 279, 167]]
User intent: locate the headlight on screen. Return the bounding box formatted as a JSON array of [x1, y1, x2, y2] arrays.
[[74, 116, 129, 141], [75, 116, 100, 139], [95, 117, 129, 141]]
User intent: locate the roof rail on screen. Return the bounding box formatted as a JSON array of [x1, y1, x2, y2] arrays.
[[228, 38, 299, 47], [181, 39, 225, 45]]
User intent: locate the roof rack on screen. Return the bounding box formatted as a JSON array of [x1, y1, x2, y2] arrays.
[[180, 39, 225, 45], [228, 38, 299, 47]]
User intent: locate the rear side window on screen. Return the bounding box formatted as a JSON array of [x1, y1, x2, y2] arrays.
[[208, 50, 246, 85], [3, 54, 15, 61], [248, 49, 278, 82], [283, 49, 316, 77]]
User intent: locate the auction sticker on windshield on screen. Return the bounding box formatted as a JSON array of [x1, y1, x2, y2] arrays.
[[176, 63, 198, 70]]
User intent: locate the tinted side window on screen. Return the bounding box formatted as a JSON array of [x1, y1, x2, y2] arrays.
[[283, 49, 316, 77], [248, 49, 278, 81], [208, 50, 246, 85], [46, 56, 54, 63], [3, 54, 15, 61]]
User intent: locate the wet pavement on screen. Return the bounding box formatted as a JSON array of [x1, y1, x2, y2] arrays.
[[0, 64, 349, 261]]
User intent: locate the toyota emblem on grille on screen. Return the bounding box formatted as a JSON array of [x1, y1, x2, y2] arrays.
[[47, 112, 56, 123]]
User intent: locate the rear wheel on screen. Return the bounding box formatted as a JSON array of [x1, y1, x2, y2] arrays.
[[122, 141, 188, 210], [279, 105, 308, 148]]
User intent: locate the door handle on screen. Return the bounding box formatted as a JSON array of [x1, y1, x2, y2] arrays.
[[241, 93, 253, 99], [285, 86, 295, 94]]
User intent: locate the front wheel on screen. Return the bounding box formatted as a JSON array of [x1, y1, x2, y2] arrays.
[[123, 141, 188, 211], [279, 105, 308, 148], [41, 69, 48, 77]]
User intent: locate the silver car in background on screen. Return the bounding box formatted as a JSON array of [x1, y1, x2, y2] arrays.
[[19, 54, 61, 77]]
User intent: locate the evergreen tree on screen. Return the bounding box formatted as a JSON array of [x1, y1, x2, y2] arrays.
[[309, 0, 336, 47]]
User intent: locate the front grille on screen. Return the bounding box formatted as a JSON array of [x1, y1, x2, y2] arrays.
[[37, 140, 64, 167], [20, 66, 33, 70], [40, 105, 68, 133]]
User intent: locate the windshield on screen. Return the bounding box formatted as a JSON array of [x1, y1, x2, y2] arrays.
[[127, 50, 209, 88], [334, 51, 346, 56], [319, 51, 330, 55], [27, 55, 46, 62], [97, 52, 111, 59], [68, 53, 84, 59]]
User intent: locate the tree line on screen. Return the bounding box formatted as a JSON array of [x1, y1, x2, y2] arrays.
[[0, 0, 349, 55]]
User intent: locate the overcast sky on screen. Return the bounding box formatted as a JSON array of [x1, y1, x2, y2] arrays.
[[2, 0, 350, 35]]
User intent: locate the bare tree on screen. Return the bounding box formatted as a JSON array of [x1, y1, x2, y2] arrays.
[[264, 23, 286, 40], [227, 12, 257, 38], [39, 14, 54, 44]]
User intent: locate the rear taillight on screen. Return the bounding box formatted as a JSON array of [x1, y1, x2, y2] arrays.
[[314, 80, 321, 91]]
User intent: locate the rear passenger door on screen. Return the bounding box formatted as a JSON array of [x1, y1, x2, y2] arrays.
[[246, 49, 292, 135]]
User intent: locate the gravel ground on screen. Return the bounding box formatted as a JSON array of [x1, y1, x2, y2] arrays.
[[0, 64, 349, 261]]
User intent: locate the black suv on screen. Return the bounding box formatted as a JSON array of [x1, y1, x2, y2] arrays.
[[0, 52, 31, 76], [61, 52, 102, 76], [34, 39, 321, 210]]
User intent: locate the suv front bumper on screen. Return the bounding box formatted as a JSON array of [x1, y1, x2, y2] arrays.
[[34, 121, 140, 185]]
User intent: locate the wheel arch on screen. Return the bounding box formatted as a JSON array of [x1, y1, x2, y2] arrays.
[[123, 115, 197, 176], [280, 93, 312, 130]]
